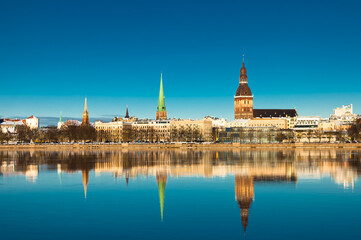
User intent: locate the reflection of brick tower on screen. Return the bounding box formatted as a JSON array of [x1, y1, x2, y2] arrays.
[[234, 59, 253, 119], [235, 175, 254, 233], [156, 74, 167, 120], [156, 173, 167, 221], [82, 169, 89, 198], [82, 97, 89, 125]]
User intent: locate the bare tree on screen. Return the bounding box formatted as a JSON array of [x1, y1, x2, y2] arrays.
[[238, 128, 245, 143], [306, 130, 313, 143], [247, 130, 254, 143], [275, 131, 286, 143], [266, 129, 274, 143]]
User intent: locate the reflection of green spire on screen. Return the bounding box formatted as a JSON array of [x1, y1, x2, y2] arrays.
[[157, 74, 166, 112], [157, 175, 167, 221], [59, 171, 62, 184]]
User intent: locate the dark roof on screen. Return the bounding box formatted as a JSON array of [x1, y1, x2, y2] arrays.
[[253, 109, 298, 118], [235, 83, 252, 96]]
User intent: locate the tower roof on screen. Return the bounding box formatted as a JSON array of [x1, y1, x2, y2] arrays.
[[84, 97, 88, 113], [235, 61, 252, 96], [157, 74, 166, 112], [125, 106, 130, 118]]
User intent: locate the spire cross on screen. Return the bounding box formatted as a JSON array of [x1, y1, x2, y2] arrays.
[[242, 53, 245, 63]]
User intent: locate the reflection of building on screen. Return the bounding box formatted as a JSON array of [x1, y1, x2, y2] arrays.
[[156, 74, 167, 120], [156, 173, 167, 221], [82, 169, 89, 198], [235, 176, 254, 233]]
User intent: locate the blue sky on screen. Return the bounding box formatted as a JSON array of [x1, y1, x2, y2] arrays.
[[1, 0, 361, 124]]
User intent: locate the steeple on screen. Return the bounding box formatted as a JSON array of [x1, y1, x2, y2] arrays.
[[157, 74, 166, 112], [59, 112, 62, 123], [156, 73, 167, 120], [240, 62, 248, 83], [156, 174, 167, 221], [125, 106, 130, 119], [84, 97, 88, 112], [82, 97, 89, 125]]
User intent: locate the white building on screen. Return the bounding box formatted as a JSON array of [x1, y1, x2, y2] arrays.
[[0, 116, 39, 133], [293, 117, 321, 131], [25, 116, 39, 129], [330, 104, 358, 123], [0, 120, 25, 133], [226, 119, 249, 128], [203, 116, 228, 128]]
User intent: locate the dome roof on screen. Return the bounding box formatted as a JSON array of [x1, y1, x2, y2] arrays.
[[235, 83, 252, 96]]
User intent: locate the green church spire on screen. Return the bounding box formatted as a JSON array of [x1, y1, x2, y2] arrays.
[[157, 73, 166, 112], [59, 112, 62, 123]]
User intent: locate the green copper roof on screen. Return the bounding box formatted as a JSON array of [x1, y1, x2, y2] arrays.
[[157, 74, 166, 112]]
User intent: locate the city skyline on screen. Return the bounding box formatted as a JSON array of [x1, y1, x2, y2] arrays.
[[1, 0, 361, 122]]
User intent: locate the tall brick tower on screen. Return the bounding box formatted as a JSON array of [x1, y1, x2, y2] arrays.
[[82, 97, 89, 125], [156, 74, 167, 120], [234, 59, 253, 119]]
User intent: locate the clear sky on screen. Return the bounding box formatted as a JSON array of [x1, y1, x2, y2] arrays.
[[1, 0, 361, 124]]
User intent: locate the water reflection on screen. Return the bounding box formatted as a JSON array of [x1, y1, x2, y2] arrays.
[[1, 149, 361, 235]]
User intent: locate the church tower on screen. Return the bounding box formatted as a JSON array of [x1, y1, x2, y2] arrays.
[[156, 74, 167, 120], [234, 58, 253, 119], [82, 97, 89, 125]]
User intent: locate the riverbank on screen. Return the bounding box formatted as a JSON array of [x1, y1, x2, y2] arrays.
[[0, 142, 361, 150]]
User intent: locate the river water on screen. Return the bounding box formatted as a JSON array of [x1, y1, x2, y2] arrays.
[[1, 149, 361, 239]]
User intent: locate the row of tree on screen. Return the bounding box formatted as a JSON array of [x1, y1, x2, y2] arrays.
[[218, 128, 353, 144], [1, 119, 360, 144]]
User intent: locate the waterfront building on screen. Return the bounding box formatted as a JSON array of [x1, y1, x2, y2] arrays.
[[293, 116, 321, 131], [82, 97, 89, 125], [132, 119, 171, 142], [94, 120, 132, 142], [227, 119, 249, 128], [0, 116, 39, 133], [248, 118, 288, 129], [234, 58, 298, 123], [156, 74, 167, 120], [331, 104, 356, 121], [170, 119, 213, 142], [329, 104, 359, 130], [203, 116, 228, 128], [24, 116, 39, 129]]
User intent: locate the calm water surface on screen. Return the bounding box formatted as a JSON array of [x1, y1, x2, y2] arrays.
[[1, 149, 361, 240]]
